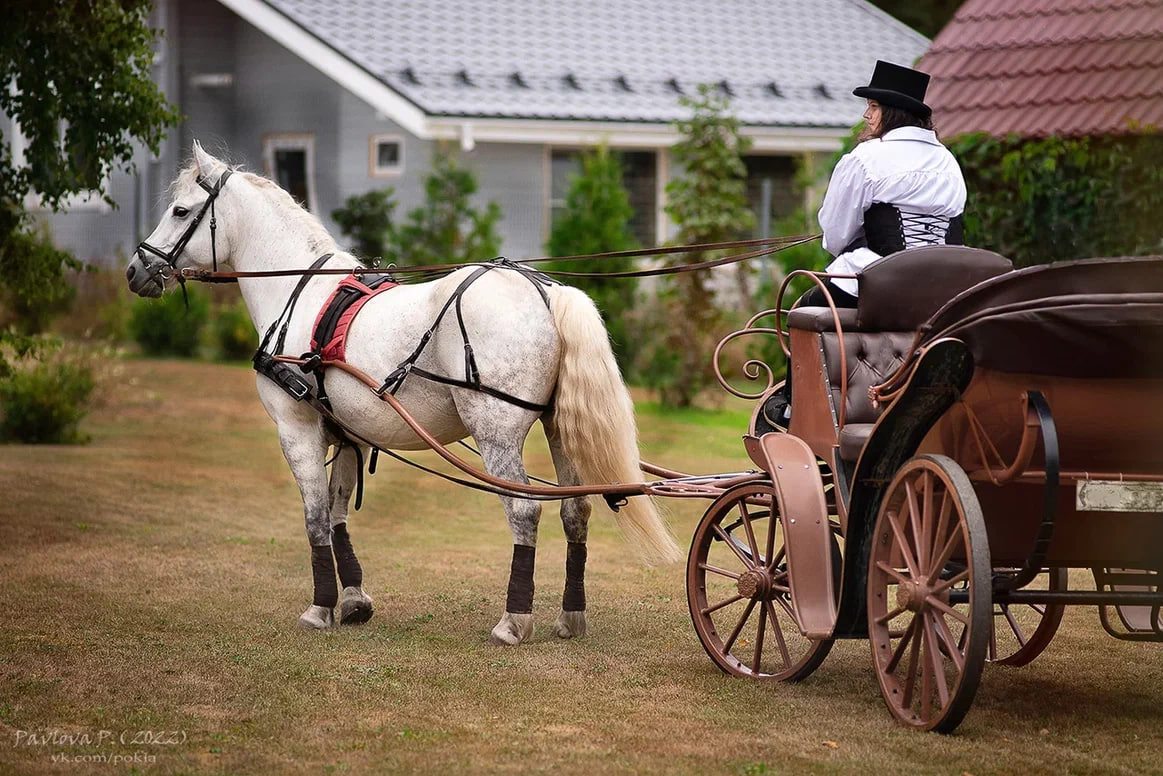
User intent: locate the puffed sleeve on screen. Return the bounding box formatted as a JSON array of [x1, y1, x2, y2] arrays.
[[817, 153, 873, 256]]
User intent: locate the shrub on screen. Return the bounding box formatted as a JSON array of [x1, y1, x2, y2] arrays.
[[212, 299, 258, 361], [0, 344, 94, 444], [544, 145, 640, 374], [331, 188, 396, 265], [0, 221, 84, 335], [128, 285, 209, 357]]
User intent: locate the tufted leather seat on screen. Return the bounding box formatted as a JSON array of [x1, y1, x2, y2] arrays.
[[786, 246, 1013, 462]]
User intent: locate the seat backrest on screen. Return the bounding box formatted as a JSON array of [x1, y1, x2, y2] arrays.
[[821, 330, 915, 425], [856, 246, 1013, 331]]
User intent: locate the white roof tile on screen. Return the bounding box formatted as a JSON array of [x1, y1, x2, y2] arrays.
[[264, 0, 928, 127]]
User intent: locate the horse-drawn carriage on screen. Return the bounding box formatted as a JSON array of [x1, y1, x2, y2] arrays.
[[131, 147, 1162, 735], [689, 247, 1163, 732]]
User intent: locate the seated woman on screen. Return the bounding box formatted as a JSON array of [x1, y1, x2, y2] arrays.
[[768, 60, 967, 427]]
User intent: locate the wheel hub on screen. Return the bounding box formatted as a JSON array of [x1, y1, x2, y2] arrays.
[[737, 569, 773, 600]]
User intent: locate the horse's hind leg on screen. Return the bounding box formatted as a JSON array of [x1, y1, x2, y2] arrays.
[[329, 445, 374, 625], [476, 436, 541, 646], [545, 415, 591, 638]]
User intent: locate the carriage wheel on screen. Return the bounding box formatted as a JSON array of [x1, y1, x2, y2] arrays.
[[989, 568, 1067, 666], [687, 482, 835, 682], [867, 455, 991, 733]]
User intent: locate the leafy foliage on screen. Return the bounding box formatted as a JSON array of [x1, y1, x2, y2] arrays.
[[212, 299, 258, 361], [129, 287, 210, 358], [0, 221, 84, 334], [947, 132, 1163, 266], [0, 340, 94, 444], [647, 85, 755, 407], [0, 0, 178, 215], [330, 188, 396, 264], [544, 145, 639, 373], [331, 150, 502, 267]]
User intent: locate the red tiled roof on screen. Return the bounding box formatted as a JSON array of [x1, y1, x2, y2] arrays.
[[919, 0, 1163, 137]]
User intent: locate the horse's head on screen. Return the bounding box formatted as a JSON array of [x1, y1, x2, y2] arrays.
[[126, 141, 236, 297]]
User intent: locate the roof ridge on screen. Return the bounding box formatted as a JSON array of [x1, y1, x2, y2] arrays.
[[836, 0, 931, 47]]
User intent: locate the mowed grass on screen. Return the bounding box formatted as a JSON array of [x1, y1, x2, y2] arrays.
[[1, 358, 1161, 775]]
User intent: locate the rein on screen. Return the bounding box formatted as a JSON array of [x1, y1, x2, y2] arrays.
[[178, 233, 821, 284]]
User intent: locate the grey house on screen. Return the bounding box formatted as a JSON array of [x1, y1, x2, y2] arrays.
[[13, 0, 927, 267]]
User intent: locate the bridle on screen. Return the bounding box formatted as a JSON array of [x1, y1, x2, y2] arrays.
[[135, 169, 234, 294]]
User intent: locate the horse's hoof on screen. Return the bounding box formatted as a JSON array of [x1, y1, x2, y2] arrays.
[[553, 610, 587, 639], [297, 605, 335, 630], [489, 612, 534, 645], [339, 586, 374, 625]]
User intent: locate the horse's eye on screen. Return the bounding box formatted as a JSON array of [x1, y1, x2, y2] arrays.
[[172, 206, 190, 218]]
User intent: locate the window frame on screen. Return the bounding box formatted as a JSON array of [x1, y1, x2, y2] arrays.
[[368, 133, 404, 178], [262, 132, 318, 213]]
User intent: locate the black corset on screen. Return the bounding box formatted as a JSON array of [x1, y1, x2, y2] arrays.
[[855, 202, 965, 255]]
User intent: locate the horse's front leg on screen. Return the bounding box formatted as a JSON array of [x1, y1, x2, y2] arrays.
[[329, 445, 374, 625], [477, 438, 541, 646], [276, 419, 337, 629]]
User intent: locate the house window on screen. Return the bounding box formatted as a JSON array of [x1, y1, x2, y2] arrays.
[[370, 134, 403, 177], [262, 133, 316, 212], [549, 148, 657, 246], [743, 155, 798, 237]]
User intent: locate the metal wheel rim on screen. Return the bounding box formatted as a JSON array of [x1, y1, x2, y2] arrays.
[[867, 455, 991, 732], [687, 481, 833, 682], [989, 567, 1067, 666]]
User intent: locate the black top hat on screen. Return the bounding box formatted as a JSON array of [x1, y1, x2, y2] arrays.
[[853, 60, 931, 118]]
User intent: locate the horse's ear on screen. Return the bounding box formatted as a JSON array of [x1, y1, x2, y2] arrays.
[[192, 140, 216, 177]]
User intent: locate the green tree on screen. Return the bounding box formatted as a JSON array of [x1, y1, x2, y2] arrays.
[[649, 85, 755, 407], [387, 149, 502, 266], [0, 0, 177, 438], [545, 145, 639, 373], [869, 0, 964, 37], [331, 188, 397, 264]]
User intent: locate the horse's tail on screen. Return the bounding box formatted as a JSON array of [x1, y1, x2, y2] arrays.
[[546, 285, 682, 565]]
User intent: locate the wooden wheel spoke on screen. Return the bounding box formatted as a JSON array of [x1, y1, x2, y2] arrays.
[[904, 477, 925, 571], [768, 545, 786, 574], [752, 601, 768, 674], [930, 609, 966, 672], [712, 524, 755, 570], [887, 508, 920, 578], [723, 599, 757, 654], [875, 605, 907, 626], [699, 562, 741, 581], [929, 528, 964, 585], [1000, 605, 1028, 647], [901, 617, 923, 708], [930, 490, 952, 574], [765, 600, 792, 668], [886, 616, 917, 674], [919, 475, 936, 572], [875, 560, 911, 586], [702, 593, 744, 616], [927, 595, 969, 625], [764, 510, 777, 571], [737, 502, 762, 567], [923, 622, 950, 709], [774, 592, 796, 621], [930, 569, 969, 595]]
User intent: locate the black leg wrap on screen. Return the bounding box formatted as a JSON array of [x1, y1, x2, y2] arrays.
[[331, 523, 363, 589], [311, 545, 339, 608], [505, 544, 536, 614], [563, 542, 587, 612]]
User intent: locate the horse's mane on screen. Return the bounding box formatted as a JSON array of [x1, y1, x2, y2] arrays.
[[171, 158, 337, 252]]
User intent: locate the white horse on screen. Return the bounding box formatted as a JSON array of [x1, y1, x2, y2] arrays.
[[126, 142, 680, 644]]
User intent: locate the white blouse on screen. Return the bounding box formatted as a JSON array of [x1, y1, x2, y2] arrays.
[[817, 126, 967, 295]]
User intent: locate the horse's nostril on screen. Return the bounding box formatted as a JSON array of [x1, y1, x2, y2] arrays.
[[126, 264, 137, 282]]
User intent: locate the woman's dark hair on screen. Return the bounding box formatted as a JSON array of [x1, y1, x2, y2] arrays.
[[859, 103, 938, 142]]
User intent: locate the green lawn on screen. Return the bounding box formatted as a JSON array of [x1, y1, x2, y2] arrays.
[[1, 359, 1160, 774]]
